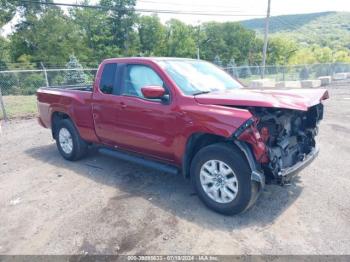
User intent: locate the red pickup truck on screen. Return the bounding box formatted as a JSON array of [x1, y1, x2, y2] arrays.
[[37, 57, 328, 215]]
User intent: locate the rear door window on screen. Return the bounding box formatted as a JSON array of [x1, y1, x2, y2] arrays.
[[99, 63, 118, 94]]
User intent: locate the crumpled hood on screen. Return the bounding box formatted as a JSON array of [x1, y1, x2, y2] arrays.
[[194, 88, 329, 111]]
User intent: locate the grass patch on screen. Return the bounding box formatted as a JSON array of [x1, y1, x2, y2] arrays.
[[0, 95, 37, 119]]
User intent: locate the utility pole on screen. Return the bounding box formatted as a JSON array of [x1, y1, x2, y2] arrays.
[[0, 86, 8, 121], [40, 62, 49, 87], [197, 22, 201, 60], [261, 0, 271, 79]]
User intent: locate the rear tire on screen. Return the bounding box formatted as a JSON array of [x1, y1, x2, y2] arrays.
[[55, 119, 88, 161], [190, 142, 258, 215]]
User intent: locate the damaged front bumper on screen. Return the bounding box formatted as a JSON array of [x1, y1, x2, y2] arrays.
[[235, 139, 319, 187], [278, 147, 319, 182]]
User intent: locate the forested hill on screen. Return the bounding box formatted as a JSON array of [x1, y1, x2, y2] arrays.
[[240, 12, 350, 48], [241, 12, 334, 33]]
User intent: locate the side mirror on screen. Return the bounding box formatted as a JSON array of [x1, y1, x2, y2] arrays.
[[141, 85, 165, 99]]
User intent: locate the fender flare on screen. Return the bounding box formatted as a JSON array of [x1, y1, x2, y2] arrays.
[[233, 140, 266, 189]]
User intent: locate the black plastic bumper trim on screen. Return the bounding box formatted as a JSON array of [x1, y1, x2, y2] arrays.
[[278, 147, 319, 177]]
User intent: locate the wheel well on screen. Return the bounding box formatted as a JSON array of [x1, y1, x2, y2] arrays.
[[182, 133, 227, 178], [51, 112, 70, 139]]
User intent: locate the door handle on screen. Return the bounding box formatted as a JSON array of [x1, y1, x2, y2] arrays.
[[120, 102, 127, 109]]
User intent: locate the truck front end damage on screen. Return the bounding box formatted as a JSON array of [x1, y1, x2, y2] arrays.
[[234, 103, 324, 184]]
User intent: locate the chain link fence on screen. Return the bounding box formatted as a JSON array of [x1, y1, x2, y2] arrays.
[[2, 62, 349, 96], [0, 68, 97, 96], [0, 68, 97, 120], [1, 63, 350, 120], [223, 63, 350, 84]]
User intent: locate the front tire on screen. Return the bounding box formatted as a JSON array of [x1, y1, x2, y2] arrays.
[[55, 119, 88, 161], [191, 142, 258, 215]]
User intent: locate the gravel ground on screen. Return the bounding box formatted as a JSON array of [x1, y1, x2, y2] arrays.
[[0, 84, 350, 255]]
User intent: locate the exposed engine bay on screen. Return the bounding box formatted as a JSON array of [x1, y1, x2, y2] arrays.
[[248, 104, 324, 182]]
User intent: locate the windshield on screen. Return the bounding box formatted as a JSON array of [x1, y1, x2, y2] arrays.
[[157, 60, 243, 95]]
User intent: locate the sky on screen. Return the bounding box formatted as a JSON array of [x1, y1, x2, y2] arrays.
[[136, 0, 350, 24], [2, 0, 350, 35]]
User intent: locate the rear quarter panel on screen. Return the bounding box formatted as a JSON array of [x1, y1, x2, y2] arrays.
[[37, 88, 99, 143]]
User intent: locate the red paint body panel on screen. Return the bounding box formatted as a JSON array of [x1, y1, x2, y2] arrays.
[[195, 88, 329, 111], [141, 86, 166, 99], [37, 57, 328, 168], [37, 88, 99, 143]]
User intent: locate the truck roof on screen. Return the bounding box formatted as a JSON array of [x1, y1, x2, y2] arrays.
[[102, 57, 198, 63]]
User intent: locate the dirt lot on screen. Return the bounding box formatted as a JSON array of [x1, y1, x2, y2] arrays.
[[1, 84, 350, 255]]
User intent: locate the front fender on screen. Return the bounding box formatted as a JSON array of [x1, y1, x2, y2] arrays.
[[182, 104, 253, 137], [173, 104, 253, 164]]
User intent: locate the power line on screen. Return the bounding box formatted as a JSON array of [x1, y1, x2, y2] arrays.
[[18, 0, 266, 17], [137, 0, 242, 9]]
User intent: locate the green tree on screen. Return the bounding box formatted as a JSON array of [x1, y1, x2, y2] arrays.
[[21, 74, 45, 95], [288, 44, 350, 64], [2, 2, 349, 71], [312, 46, 333, 63], [200, 22, 229, 63], [0, 36, 10, 66], [0, 38, 16, 95], [289, 48, 317, 64], [137, 15, 166, 56], [164, 19, 196, 58], [333, 50, 350, 63], [0, 0, 16, 27], [70, 1, 118, 65], [11, 0, 56, 33], [200, 22, 261, 65], [10, 8, 89, 65], [64, 55, 86, 85], [267, 37, 298, 65], [213, 55, 222, 67], [100, 0, 137, 54]]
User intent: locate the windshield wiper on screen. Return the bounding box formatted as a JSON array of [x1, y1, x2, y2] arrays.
[[193, 91, 211, 96]]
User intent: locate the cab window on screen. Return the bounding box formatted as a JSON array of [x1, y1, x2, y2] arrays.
[[99, 63, 117, 94], [122, 65, 164, 98]]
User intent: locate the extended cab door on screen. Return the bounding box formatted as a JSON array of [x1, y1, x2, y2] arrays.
[[92, 62, 124, 145], [113, 63, 177, 162]]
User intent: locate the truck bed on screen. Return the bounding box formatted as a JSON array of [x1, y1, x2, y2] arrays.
[[46, 84, 93, 92], [37, 86, 98, 143]]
